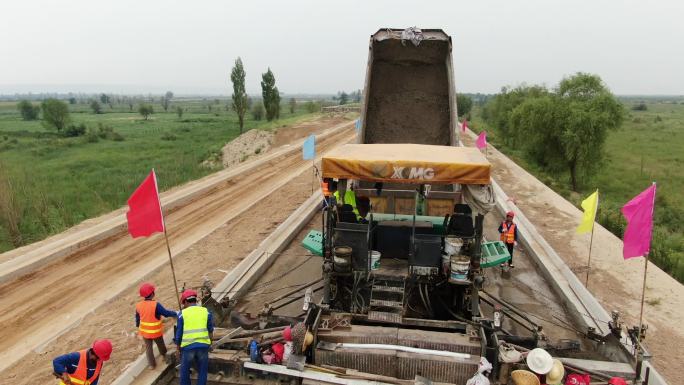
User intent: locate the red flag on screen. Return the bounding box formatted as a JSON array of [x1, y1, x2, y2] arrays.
[[461, 119, 468, 133], [126, 170, 165, 238], [621, 183, 656, 259], [476, 131, 487, 150]]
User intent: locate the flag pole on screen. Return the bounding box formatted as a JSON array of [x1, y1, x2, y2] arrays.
[[585, 189, 598, 289], [163, 225, 183, 310], [635, 182, 656, 363]]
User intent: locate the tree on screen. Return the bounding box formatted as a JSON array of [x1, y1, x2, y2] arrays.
[[68, 97, 77, 105], [482, 85, 549, 146], [138, 104, 154, 120], [230, 57, 248, 133], [289, 98, 296, 114], [338, 91, 349, 105], [17, 100, 40, 121], [41, 99, 70, 131], [509, 73, 624, 190], [90, 100, 102, 114], [176, 106, 184, 119], [100, 93, 110, 104], [160, 91, 173, 112], [261, 68, 280, 121], [456, 94, 473, 117]]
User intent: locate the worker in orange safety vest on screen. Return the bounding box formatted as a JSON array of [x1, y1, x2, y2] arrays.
[[52, 339, 112, 385], [135, 282, 178, 368], [498, 211, 518, 268]]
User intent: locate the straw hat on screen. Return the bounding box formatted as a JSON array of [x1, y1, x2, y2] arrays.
[[302, 330, 314, 351], [526, 348, 554, 374], [546, 359, 565, 385], [511, 370, 540, 385]]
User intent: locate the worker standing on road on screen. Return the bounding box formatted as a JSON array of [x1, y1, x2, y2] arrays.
[[498, 211, 519, 268], [52, 339, 112, 385], [135, 282, 178, 369], [175, 289, 214, 385]]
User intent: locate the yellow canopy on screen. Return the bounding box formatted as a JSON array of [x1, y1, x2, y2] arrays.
[[321, 144, 491, 185]]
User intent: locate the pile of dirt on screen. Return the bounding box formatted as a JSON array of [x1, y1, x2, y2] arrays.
[[221, 129, 273, 168]]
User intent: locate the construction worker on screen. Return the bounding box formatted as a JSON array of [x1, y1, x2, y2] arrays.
[[498, 211, 519, 268], [321, 178, 333, 206], [333, 180, 360, 219], [135, 282, 178, 369], [175, 289, 214, 385], [52, 339, 112, 385]]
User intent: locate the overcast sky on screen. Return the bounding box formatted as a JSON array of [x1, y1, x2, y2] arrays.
[[1, 0, 682, 95]]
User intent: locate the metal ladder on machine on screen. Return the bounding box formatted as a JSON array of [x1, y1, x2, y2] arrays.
[[367, 276, 405, 324]]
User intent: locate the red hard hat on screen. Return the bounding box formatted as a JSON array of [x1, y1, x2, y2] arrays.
[[92, 339, 113, 361], [506, 211, 515, 218], [271, 342, 285, 361], [282, 326, 292, 341], [180, 289, 198, 302], [139, 283, 155, 298]]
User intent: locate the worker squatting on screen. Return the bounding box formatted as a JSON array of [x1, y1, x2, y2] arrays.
[[52, 283, 213, 385]]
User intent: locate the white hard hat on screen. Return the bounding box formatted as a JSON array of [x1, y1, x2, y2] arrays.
[[526, 348, 553, 374]]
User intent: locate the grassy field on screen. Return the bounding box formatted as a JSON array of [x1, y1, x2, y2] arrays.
[[470, 98, 684, 282], [0, 98, 318, 252]]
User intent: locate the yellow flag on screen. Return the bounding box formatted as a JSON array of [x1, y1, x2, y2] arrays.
[[576, 190, 599, 234]]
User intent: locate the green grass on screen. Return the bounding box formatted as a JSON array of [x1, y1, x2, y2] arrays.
[[0, 99, 318, 251], [469, 98, 684, 282]]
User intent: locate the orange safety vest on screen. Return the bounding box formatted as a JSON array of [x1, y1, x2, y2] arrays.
[[136, 300, 163, 339], [58, 349, 102, 385], [321, 181, 331, 197], [500, 222, 516, 244]]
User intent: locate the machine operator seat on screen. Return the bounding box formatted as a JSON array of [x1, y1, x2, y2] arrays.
[[444, 204, 475, 238]]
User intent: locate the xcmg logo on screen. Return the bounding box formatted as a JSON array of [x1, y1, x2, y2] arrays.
[[390, 166, 435, 180]]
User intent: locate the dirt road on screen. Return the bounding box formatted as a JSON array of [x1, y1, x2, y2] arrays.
[[0, 117, 354, 383], [462, 131, 682, 383]]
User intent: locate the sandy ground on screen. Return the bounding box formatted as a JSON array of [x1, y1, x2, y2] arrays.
[[0, 117, 354, 385], [462, 132, 683, 383]]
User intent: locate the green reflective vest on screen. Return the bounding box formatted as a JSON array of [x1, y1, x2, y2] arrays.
[[334, 190, 360, 217], [180, 305, 210, 348]]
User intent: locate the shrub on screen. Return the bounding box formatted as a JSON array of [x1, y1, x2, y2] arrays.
[[161, 132, 177, 141], [84, 128, 99, 143], [655, 115, 662, 122], [632, 103, 648, 111], [251, 103, 264, 121], [64, 123, 87, 137], [111, 132, 125, 141], [17, 100, 40, 120]]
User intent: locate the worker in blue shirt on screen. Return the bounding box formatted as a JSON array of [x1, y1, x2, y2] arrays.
[[52, 339, 112, 385], [175, 289, 214, 385]]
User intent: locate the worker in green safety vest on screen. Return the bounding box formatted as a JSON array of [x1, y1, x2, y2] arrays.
[[333, 180, 361, 220], [175, 289, 213, 385]]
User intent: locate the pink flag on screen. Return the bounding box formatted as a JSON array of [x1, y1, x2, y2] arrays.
[[126, 170, 165, 238], [621, 183, 656, 259], [461, 119, 468, 133], [476, 131, 487, 150]]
